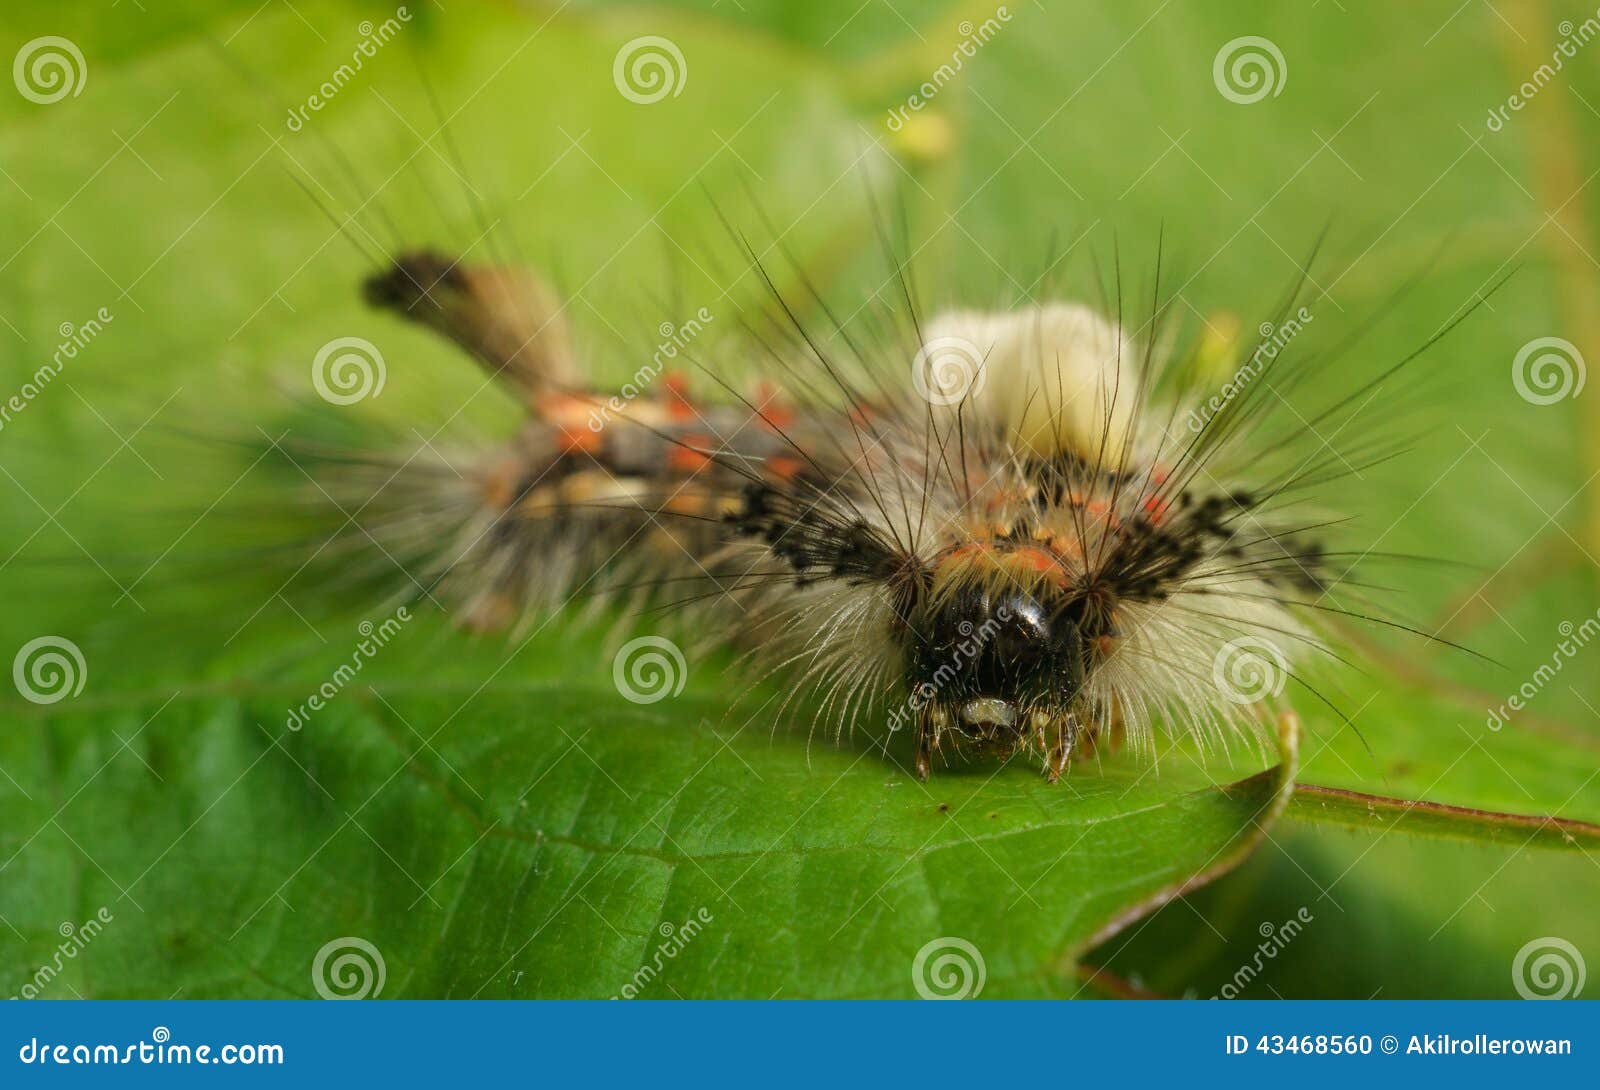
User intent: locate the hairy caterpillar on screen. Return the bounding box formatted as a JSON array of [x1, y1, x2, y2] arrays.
[[284, 229, 1469, 782]]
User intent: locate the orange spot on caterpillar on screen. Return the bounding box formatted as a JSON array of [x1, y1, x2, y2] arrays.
[[536, 393, 607, 455], [556, 425, 602, 455], [1010, 546, 1058, 574], [930, 541, 1069, 588], [1003, 546, 1068, 588], [752, 380, 796, 429], [764, 454, 806, 480], [664, 492, 711, 516], [939, 543, 990, 565], [669, 435, 713, 472], [663, 373, 696, 422]]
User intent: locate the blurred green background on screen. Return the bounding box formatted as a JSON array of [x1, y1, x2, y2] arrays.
[[1, 0, 1598, 998]]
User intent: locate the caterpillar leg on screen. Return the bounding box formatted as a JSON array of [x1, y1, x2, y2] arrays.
[[1046, 712, 1079, 783], [914, 712, 934, 782]]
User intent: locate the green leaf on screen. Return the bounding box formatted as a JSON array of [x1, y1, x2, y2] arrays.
[[1094, 817, 1600, 999], [0, 672, 1297, 998]]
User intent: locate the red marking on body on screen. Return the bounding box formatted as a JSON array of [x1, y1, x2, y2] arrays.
[[538, 393, 607, 455], [931, 541, 1070, 588], [663, 373, 696, 422], [668, 434, 713, 472], [560, 426, 603, 455], [1066, 494, 1121, 530], [765, 454, 806, 480], [664, 492, 711, 516], [752, 381, 796, 429], [1010, 545, 1069, 587], [940, 543, 990, 565]]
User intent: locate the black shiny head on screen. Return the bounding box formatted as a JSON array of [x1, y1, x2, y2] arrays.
[[908, 584, 1084, 735]]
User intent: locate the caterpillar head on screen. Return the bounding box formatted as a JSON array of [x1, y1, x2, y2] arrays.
[[901, 542, 1091, 761]]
